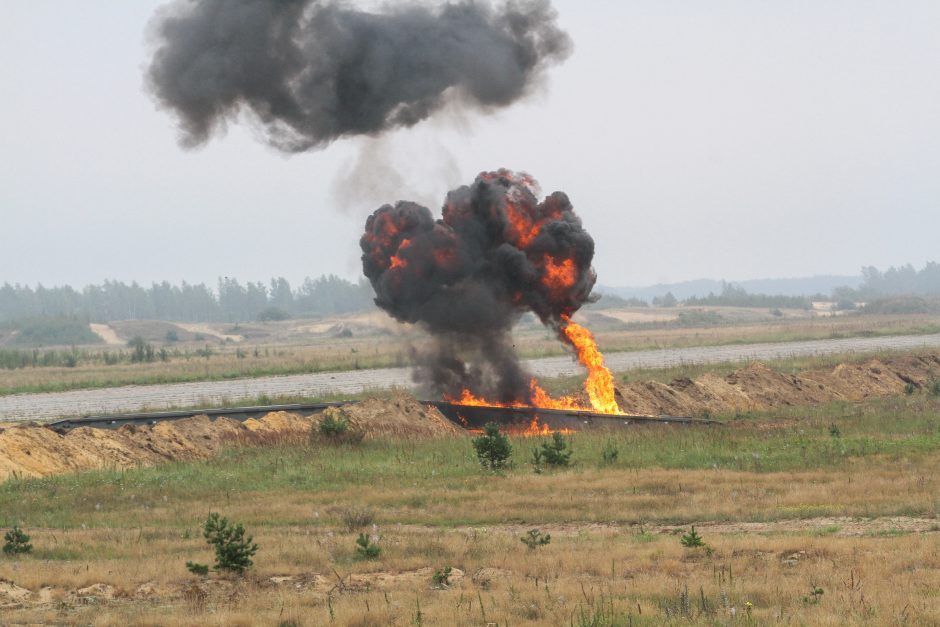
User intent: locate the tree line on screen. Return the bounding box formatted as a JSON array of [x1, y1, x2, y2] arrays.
[[651, 262, 940, 309], [834, 262, 940, 301], [0, 275, 375, 323]]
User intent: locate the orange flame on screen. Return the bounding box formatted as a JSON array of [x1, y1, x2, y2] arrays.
[[541, 256, 577, 295], [505, 201, 540, 248], [560, 316, 620, 414], [389, 239, 412, 270], [521, 415, 574, 436], [447, 316, 621, 416], [465, 415, 574, 437]]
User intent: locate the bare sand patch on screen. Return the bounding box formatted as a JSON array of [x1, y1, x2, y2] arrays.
[[176, 323, 243, 343], [88, 323, 123, 346]]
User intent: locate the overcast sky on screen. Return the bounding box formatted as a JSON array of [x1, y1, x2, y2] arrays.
[[2, 1, 938, 290]]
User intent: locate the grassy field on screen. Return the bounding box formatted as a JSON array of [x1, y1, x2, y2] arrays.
[[1, 392, 940, 624], [2, 311, 940, 396]]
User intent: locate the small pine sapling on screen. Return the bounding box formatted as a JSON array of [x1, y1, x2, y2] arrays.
[[472, 423, 512, 470], [355, 533, 381, 560], [186, 561, 209, 576], [540, 432, 572, 467], [680, 526, 706, 548], [186, 512, 258, 575], [530, 447, 543, 473], [520, 529, 551, 550], [2, 526, 32, 556]]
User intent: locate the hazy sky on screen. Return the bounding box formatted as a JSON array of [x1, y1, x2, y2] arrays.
[[2, 1, 938, 290]]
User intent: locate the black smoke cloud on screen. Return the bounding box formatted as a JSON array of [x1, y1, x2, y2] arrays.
[[360, 170, 595, 402], [147, 0, 572, 151]]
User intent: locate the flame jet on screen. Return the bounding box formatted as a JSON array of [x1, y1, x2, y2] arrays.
[[361, 170, 620, 413]]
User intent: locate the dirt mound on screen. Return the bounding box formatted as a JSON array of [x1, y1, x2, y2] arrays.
[[0, 578, 32, 609], [725, 363, 839, 407], [320, 393, 463, 440], [618, 380, 701, 416], [672, 373, 755, 413], [615, 351, 940, 417], [0, 395, 461, 481], [244, 410, 312, 434]]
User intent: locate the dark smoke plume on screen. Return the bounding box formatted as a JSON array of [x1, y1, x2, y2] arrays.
[[361, 170, 595, 402], [146, 0, 571, 151]]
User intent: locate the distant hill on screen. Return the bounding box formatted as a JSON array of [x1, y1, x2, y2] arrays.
[[597, 275, 861, 302]]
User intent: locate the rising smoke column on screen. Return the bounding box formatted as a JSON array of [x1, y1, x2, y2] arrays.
[[146, 0, 572, 151], [360, 169, 598, 403]]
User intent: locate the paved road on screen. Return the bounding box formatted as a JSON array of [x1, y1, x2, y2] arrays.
[[4, 333, 940, 423]]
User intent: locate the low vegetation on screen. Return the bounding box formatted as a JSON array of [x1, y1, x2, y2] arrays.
[[1, 316, 101, 348], [1, 391, 940, 623], [472, 422, 512, 470], [354, 532, 381, 560], [185, 512, 258, 575], [2, 525, 32, 556]]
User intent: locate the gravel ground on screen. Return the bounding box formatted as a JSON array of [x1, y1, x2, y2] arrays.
[[3, 333, 940, 423]]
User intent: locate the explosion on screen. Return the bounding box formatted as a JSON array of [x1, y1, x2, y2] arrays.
[[361, 170, 622, 415]]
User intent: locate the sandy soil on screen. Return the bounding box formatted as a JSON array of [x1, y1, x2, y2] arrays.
[[614, 352, 940, 416], [175, 323, 244, 343], [0, 394, 459, 480], [88, 323, 123, 346]]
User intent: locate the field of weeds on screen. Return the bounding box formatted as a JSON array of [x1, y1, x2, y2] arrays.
[[1, 392, 940, 624]]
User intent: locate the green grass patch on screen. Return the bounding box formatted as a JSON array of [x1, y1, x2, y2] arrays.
[[1, 395, 940, 530]]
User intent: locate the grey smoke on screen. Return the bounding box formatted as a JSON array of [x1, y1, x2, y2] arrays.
[[146, 0, 572, 152]]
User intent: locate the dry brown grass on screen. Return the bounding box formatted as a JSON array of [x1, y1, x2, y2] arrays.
[[3, 450, 940, 624], [3, 390, 940, 624], [4, 509, 940, 625]]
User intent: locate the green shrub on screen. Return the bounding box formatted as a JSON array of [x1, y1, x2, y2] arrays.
[[530, 447, 543, 474], [802, 584, 825, 605], [355, 533, 381, 560], [257, 306, 290, 322], [520, 529, 551, 550], [188, 512, 258, 574], [320, 412, 349, 437], [539, 432, 572, 467], [929, 379, 940, 397], [472, 423, 512, 470], [128, 336, 155, 363], [185, 561, 209, 575], [3, 526, 32, 556], [313, 409, 364, 445], [8, 317, 101, 347], [904, 382, 917, 395], [431, 566, 452, 588], [679, 526, 706, 548], [601, 440, 619, 464]]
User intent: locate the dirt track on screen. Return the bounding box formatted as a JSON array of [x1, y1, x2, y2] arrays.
[[3, 333, 940, 423]]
